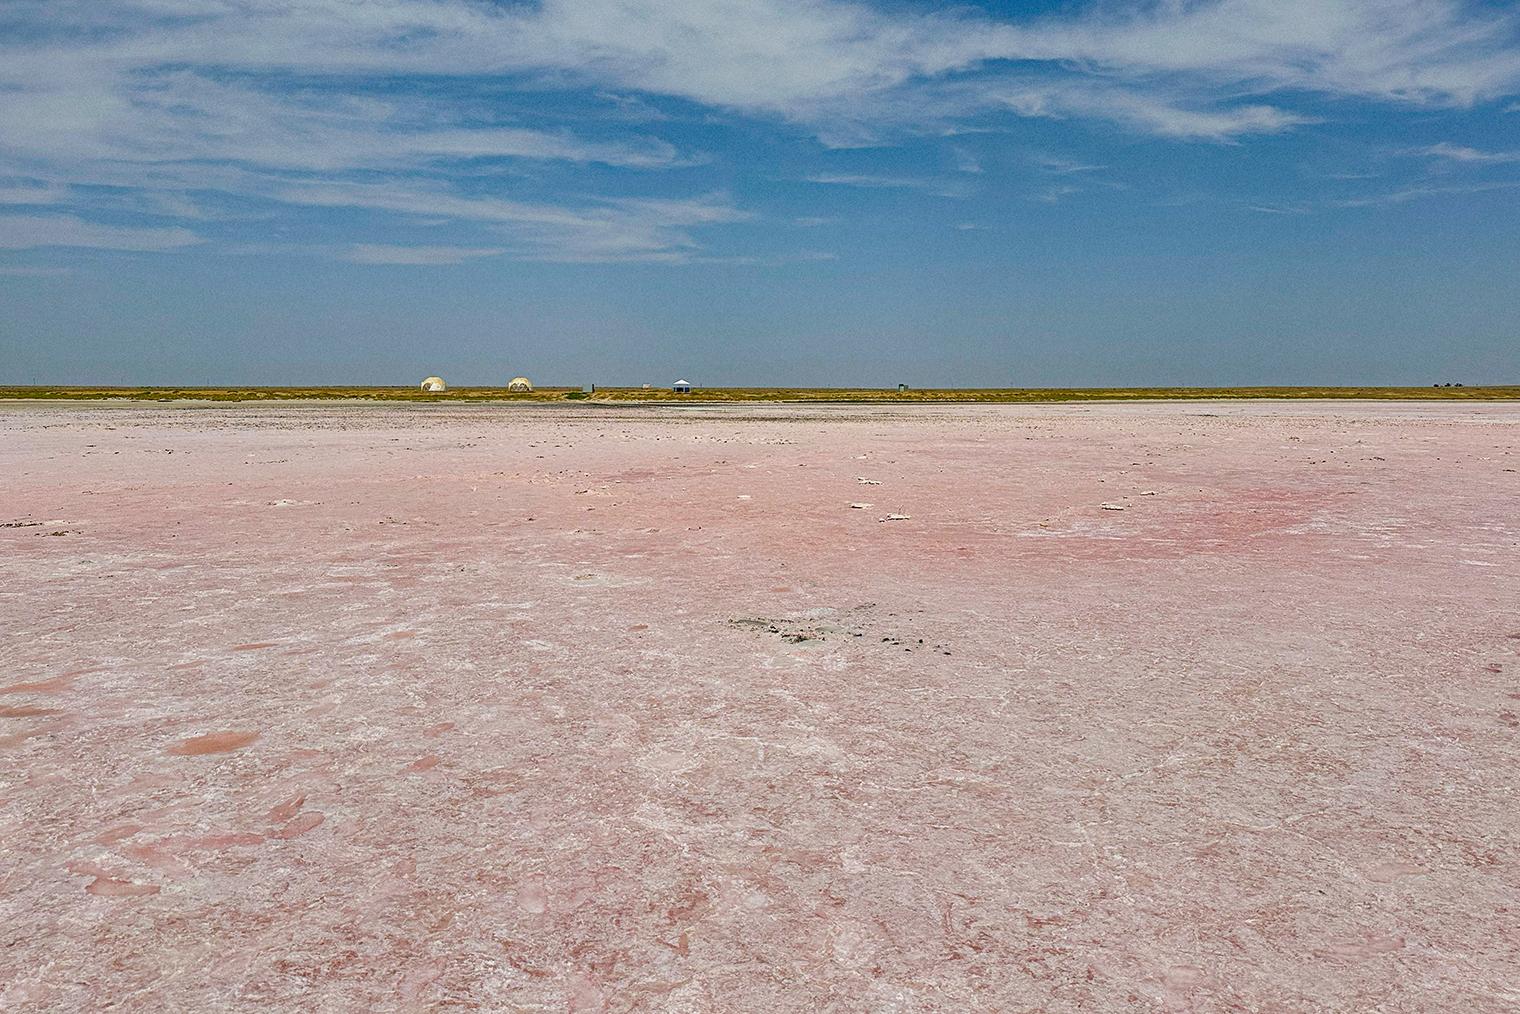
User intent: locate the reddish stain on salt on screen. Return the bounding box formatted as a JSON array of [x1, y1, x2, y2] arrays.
[[178, 832, 266, 850], [1, 729, 53, 749], [95, 824, 144, 845], [0, 706, 62, 718], [166, 833, 264, 851], [122, 843, 190, 874], [0, 673, 81, 695], [168, 660, 207, 671], [628, 624, 649, 632], [274, 812, 325, 839], [409, 754, 441, 772], [384, 630, 417, 640], [168, 730, 259, 755], [424, 722, 455, 738], [659, 930, 691, 956], [267, 795, 306, 823], [230, 642, 280, 651], [85, 877, 159, 898]]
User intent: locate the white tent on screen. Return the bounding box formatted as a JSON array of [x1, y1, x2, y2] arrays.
[[507, 377, 533, 392], [420, 376, 446, 392]]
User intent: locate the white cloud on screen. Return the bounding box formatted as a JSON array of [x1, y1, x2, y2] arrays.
[[1035, 184, 1081, 204], [0, 68, 688, 175], [804, 173, 969, 197], [1419, 142, 1520, 164], [951, 147, 983, 174], [1019, 0, 1520, 105], [278, 181, 750, 262], [0, 183, 68, 205], [0, 215, 202, 251], [0, 0, 1516, 259], [1331, 179, 1520, 206], [1031, 155, 1106, 175], [982, 82, 1315, 141], [5, 0, 1515, 150], [344, 244, 506, 265]]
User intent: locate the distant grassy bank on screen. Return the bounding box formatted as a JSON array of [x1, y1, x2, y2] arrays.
[[2, 385, 1517, 403]]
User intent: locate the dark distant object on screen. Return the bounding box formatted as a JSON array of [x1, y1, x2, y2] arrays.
[[673, 379, 691, 393], [897, 383, 908, 393]]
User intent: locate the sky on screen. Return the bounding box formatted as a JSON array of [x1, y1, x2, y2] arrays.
[[1, 0, 1518, 387]]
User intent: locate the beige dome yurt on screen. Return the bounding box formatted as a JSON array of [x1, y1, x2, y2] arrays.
[[420, 376, 446, 392], [507, 377, 533, 392]]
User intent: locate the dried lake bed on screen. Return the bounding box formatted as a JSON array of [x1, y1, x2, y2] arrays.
[[1, 400, 1517, 1011]]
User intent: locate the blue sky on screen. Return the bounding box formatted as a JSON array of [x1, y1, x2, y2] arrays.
[[1, 0, 1518, 387]]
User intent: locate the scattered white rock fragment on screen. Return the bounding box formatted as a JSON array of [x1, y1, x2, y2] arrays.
[[879, 514, 911, 522], [849, 502, 873, 509], [737, 495, 751, 500], [1140, 490, 1158, 496], [1100, 503, 1126, 511], [856, 477, 882, 485]]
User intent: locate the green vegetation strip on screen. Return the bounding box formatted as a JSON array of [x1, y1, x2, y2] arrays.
[[2, 385, 1517, 403]]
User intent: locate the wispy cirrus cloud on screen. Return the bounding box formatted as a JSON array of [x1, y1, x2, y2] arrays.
[[343, 245, 506, 266], [0, 0, 1517, 264], [803, 173, 969, 197], [278, 181, 751, 263], [1031, 155, 1107, 176], [1331, 179, 1520, 206], [1418, 142, 1520, 164], [0, 182, 69, 206], [0, 214, 202, 251]]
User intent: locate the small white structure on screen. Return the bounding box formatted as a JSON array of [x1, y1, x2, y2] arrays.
[[673, 379, 692, 394], [420, 376, 446, 392], [641, 383, 652, 390], [507, 377, 533, 392]]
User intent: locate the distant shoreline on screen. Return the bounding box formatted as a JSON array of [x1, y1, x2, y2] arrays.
[[1, 385, 1517, 404]]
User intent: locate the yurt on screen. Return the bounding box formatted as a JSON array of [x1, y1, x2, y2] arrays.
[[420, 376, 446, 392], [507, 377, 533, 392]]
